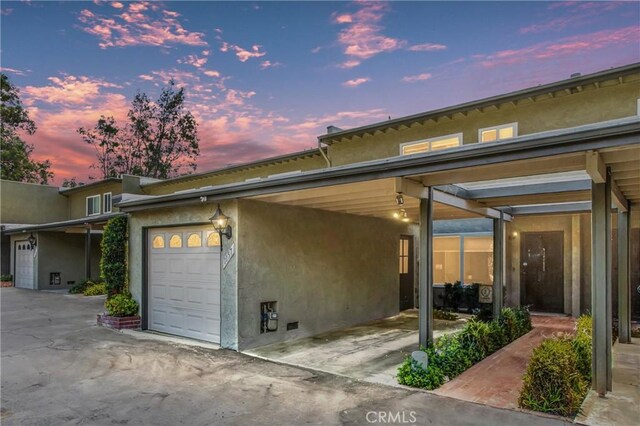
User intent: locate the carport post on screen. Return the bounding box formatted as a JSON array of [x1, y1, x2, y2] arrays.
[[591, 167, 612, 396], [84, 227, 91, 280], [418, 187, 434, 348], [617, 207, 631, 344], [492, 212, 505, 319]]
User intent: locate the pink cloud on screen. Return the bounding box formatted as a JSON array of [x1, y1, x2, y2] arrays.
[[260, 60, 282, 70], [342, 77, 370, 87], [1, 7, 13, 15], [338, 60, 361, 69], [0, 67, 28, 76], [110, 1, 124, 9], [478, 26, 640, 68], [178, 54, 208, 68], [219, 42, 266, 62], [401, 73, 432, 83], [22, 75, 123, 106], [78, 2, 207, 49], [335, 2, 405, 62], [202, 70, 221, 78], [521, 1, 626, 34], [408, 43, 447, 52]]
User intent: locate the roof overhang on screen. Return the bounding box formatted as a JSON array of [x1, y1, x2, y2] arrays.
[[117, 117, 640, 217], [2, 213, 123, 235]]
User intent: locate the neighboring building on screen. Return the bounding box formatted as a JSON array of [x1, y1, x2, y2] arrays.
[[0, 175, 154, 290], [112, 63, 639, 356]]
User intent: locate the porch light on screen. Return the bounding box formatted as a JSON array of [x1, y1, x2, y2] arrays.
[[27, 233, 37, 249], [393, 209, 410, 223], [395, 193, 405, 206], [209, 204, 232, 240]]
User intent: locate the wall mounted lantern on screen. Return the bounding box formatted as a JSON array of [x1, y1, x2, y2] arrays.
[[27, 233, 37, 249], [209, 204, 232, 240]]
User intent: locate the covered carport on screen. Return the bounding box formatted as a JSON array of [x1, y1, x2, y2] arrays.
[[118, 117, 639, 396], [246, 117, 639, 395]]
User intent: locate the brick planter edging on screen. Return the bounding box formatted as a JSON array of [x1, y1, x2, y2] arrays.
[[97, 313, 141, 330], [0, 281, 13, 288]]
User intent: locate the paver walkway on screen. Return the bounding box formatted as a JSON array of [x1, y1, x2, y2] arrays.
[[434, 314, 576, 410]]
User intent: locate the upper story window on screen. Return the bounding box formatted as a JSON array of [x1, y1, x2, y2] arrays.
[[479, 122, 518, 143], [103, 192, 112, 214], [400, 133, 462, 156], [86, 195, 101, 216]]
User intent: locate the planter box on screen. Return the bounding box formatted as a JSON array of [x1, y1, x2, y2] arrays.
[[0, 281, 13, 288], [97, 313, 141, 330]]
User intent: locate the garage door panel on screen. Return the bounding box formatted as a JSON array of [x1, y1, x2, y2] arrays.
[[15, 241, 35, 290], [148, 226, 221, 344]]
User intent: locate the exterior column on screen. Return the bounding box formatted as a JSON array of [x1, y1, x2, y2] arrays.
[[591, 168, 612, 396], [618, 207, 631, 344], [571, 215, 581, 317], [85, 227, 92, 280], [493, 212, 505, 319], [419, 187, 434, 347]]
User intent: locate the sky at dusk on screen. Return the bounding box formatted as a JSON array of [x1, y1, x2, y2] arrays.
[[1, 0, 639, 184]]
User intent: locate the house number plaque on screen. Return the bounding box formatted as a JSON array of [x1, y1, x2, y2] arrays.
[[222, 243, 235, 270]]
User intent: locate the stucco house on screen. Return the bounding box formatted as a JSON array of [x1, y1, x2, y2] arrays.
[[2, 63, 638, 396], [0, 175, 157, 290]]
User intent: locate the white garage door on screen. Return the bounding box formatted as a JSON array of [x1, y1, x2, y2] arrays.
[[148, 226, 221, 343], [15, 240, 35, 289]]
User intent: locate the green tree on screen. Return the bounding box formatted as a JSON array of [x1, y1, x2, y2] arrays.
[[0, 73, 53, 184], [78, 80, 199, 179], [100, 215, 128, 296]]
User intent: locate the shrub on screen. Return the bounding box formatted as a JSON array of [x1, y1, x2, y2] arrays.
[[519, 337, 589, 417], [397, 307, 532, 389], [100, 216, 127, 295], [573, 315, 592, 383], [69, 279, 91, 294], [434, 309, 459, 321], [0, 274, 13, 281], [83, 282, 108, 296], [104, 293, 139, 317]]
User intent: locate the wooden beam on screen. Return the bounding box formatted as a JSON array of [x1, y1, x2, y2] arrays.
[[419, 190, 434, 347], [586, 151, 606, 183], [618, 209, 631, 343], [493, 214, 505, 319]]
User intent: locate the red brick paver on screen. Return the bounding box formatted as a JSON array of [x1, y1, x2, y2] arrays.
[[433, 315, 576, 410]]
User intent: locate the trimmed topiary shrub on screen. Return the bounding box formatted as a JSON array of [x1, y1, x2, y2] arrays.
[[105, 293, 139, 317], [100, 216, 128, 296], [397, 307, 532, 389], [83, 282, 108, 296], [519, 337, 589, 417]]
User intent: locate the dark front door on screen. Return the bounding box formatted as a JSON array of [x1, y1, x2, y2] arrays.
[[399, 235, 415, 311], [521, 231, 564, 313]]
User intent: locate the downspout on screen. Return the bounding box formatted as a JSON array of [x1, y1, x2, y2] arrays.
[[317, 138, 331, 168]]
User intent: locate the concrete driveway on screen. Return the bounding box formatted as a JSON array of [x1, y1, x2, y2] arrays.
[[1, 288, 568, 425]]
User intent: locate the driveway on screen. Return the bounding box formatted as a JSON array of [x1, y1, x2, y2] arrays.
[[1, 288, 568, 425]]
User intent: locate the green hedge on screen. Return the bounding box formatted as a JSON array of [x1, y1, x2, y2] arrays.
[[519, 315, 592, 417], [397, 307, 532, 389], [105, 293, 139, 317], [100, 216, 127, 295], [83, 281, 108, 296]]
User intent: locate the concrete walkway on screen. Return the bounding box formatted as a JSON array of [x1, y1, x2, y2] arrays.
[[434, 315, 576, 410], [1, 289, 568, 425], [576, 338, 640, 426], [246, 310, 468, 387]]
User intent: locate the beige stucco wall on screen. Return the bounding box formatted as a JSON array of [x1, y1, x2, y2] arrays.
[[36, 231, 101, 289], [0, 180, 68, 224], [67, 182, 125, 219], [143, 155, 327, 196], [328, 80, 640, 166], [236, 199, 407, 350], [127, 200, 239, 349]]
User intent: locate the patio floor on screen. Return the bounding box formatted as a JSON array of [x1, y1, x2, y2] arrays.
[[576, 337, 640, 426], [433, 314, 576, 410], [245, 310, 468, 387]]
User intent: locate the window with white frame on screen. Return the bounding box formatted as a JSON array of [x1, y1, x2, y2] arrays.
[[86, 195, 101, 216], [103, 192, 112, 214], [400, 133, 463, 156], [479, 122, 518, 143]]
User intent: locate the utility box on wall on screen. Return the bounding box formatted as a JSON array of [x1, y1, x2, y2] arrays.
[[50, 272, 61, 286], [260, 301, 278, 333]]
